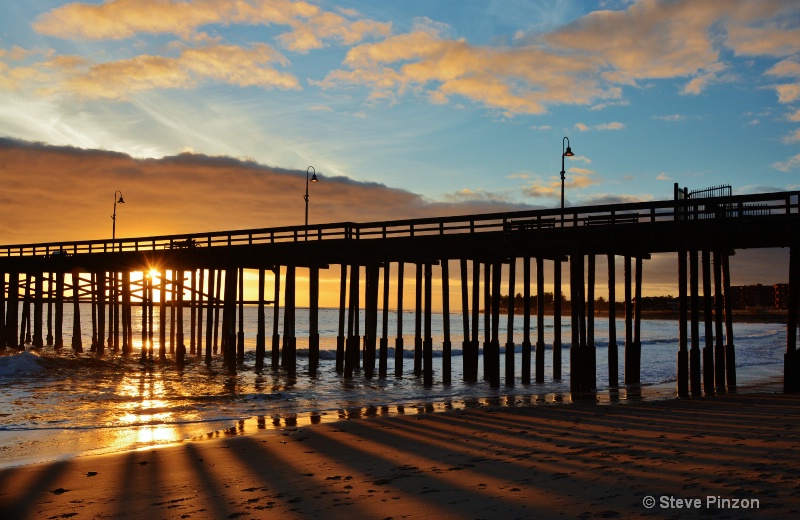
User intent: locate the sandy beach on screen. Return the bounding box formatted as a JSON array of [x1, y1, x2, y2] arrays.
[[1, 393, 798, 519]]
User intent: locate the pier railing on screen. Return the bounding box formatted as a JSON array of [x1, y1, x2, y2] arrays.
[[2, 190, 798, 257]]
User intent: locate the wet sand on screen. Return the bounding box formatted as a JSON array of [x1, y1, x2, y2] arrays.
[[1, 393, 798, 519]]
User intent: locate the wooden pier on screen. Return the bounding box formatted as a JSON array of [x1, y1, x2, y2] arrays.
[[2, 189, 800, 395]]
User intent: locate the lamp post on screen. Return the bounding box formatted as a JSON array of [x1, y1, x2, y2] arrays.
[[304, 166, 318, 240], [560, 136, 574, 227], [112, 190, 125, 249]]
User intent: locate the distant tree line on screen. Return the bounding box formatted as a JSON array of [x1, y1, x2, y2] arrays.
[[496, 293, 679, 313]]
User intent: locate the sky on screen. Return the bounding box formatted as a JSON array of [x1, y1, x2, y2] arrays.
[[2, 0, 800, 302]]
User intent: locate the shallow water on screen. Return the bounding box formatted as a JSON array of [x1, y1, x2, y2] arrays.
[[0, 305, 788, 468]]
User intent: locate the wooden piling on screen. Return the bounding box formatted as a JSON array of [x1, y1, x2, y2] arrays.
[[713, 251, 726, 391], [309, 266, 320, 377], [122, 271, 132, 355], [97, 272, 106, 357], [459, 258, 471, 382], [237, 267, 245, 363], [553, 259, 562, 380], [256, 268, 266, 371], [470, 260, 480, 382], [345, 263, 359, 378], [54, 271, 63, 350], [423, 262, 433, 387], [272, 267, 281, 370], [587, 254, 596, 390], [690, 250, 702, 396], [489, 260, 501, 388], [786, 244, 800, 393], [159, 270, 167, 360], [282, 265, 296, 376], [441, 259, 451, 385], [483, 262, 491, 380], [395, 262, 404, 378], [505, 258, 516, 386], [722, 254, 737, 390], [0, 272, 5, 350], [702, 250, 715, 394], [6, 272, 19, 348], [607, 254, 618, 388], [677, 248, 689, 398], [33, 274, 43, 348], [414, 263, 423, 377], [205, 269, 216, 365], [176, 269, 186, 367], [364, 263, 379, 379], [71, 271, 82, 352], [336, 264, 346, 373], [624, 256, 634, 385], [379, 262, 390, 378], [536, 257, 545, 384], [140, 271, 148, 361], [522, 257, 531, 385]]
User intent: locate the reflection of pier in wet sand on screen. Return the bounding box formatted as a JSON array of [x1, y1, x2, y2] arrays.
[[2, 186, 800, 396]]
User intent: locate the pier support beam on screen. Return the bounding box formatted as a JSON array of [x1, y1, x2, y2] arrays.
[[271, 267, 281, 370], [786, 244, 800, 393], [489, 260, 502, 388], [423, 262, 433, 387], [309, 266, 320, 377], [414, 263, 423, 377], [608, 254, 618, 388], [702, 250, 716, 395], [55, 271, 63, 350], [282, 265, 297, 377], [553, 259, 562, 381], [722, 254, 737, 391], [470, 260, 480, 382], [713, 251, 727, 391], [256, 268, 266, 372], [71, 271, 82, 353], [587, 254, 597, 390], [459, 259, 471, 382], [521, 257, 531, 385], [336, 264, 346, 373], [364, 263, 379, 379], [677, 248, 689, 398], [380, 262, 390, 378], [345, 263, 360, 378], [6, 272, 19, 349], [690, 250, 702, 396], [395, 262, 404, 378], [33, 274, 43, 348], [505, 258, 516, 386], [536, 257, 546, 384], [441, 259, 452, 385], [96, 272, 106, 357]]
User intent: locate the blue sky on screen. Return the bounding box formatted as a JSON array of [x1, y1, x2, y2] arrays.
[[1, 0, 799, 299], [2, 0, 799, 208]]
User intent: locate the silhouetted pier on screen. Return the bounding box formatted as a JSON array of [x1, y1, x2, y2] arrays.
[[2, 188, 800, 396]]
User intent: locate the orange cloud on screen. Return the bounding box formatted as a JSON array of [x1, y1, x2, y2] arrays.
[[0, 138, 531, 245], [32, 0, 388, 52], [31, 44, 299, 100]]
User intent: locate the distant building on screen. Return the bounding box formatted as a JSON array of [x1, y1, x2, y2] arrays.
[[729, 283, 783, 310], [774, 283, 789, 310]]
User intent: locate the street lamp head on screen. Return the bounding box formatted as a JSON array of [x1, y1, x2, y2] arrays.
[[310, 172, 318, 183], [563, 146, 574, 157], [117, 195, 125, 204]]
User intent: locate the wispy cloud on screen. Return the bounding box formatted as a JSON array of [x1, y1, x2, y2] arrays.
[[653, 114, 686, 122], [773, 153, 800, 172], [574, 121, 625, 131]]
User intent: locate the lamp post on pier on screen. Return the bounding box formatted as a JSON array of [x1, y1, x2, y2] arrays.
[[305, 166, 319, 240], [560, 136, 574, 227], [112, 190, 125, 250]]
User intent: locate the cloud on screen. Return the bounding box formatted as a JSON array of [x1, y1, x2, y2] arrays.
[[14, 44, 300, 100], [656, 173, 672, 181], [653, 114, 686, 122], [0, 138, 532, 244], [32, 0, 388, 51], [773, 153, 800, 172], [574, 121, 625, 131], [789, 109, 800, 122], [782, 129, 800, 144], [315, 27, 613, 116]]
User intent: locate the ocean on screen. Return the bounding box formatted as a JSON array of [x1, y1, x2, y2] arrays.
[[0, 304, 788, 469]]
